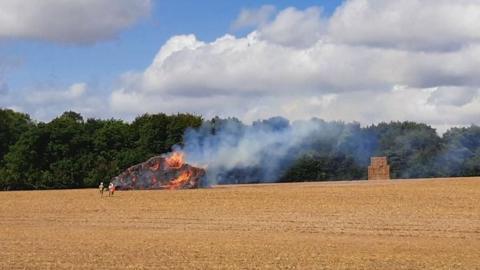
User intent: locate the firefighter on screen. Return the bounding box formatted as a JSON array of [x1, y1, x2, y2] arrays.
[[99, 182, 104, 197], [108, 182, 115, 196]]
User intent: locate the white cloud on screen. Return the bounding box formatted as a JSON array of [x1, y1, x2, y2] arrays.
[[111, 34, 480, 99], [110, 1, 480, 129], [0, 0, 152, 44], [329, 0, 480, 51], [289, 85, 480, 128], [427, 87, 479, 107], [257, 7, 326, 48], [27, 83, 87, 104], [232, 5, 276, 30]]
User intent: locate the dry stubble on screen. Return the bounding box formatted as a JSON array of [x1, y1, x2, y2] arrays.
[[0, 178, 479, 269]]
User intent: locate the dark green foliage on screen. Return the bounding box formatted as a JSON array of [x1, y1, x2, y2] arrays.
[[438, 126, 480, 177], [368, 122, 443, 178], [282, 122, 480, 182], [279, 120, 374, 182], [0, 110, 202, 190], [131, 113, 203, 157], [281, 154, 364, 182], [0, 109, 33, 164]]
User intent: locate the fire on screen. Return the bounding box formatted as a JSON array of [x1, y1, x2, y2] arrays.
[[113, 151, 205, 190], [167, 170, 192, 190], [166, 151, 185, 168]]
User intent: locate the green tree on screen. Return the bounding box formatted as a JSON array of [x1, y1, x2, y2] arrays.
[[0, 109, 33, 164], [370, 122, 442, 178], [166, 113, 203, 148], [281, 154, 364, 182], [439, 125, 480, 177], [131, 113, 171, 157]]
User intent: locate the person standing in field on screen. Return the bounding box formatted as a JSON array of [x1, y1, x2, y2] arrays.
[[99, 182, 104, 197], [108, 182, 115, 196]]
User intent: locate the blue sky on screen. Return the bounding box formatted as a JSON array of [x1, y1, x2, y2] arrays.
[[1, 0, 480, 132]]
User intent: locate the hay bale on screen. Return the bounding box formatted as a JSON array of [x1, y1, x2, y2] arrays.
[[112, 156, 205, 190], [368, 157, 390, 180]]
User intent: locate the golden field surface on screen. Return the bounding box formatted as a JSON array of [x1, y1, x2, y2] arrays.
[[0, 178, 479, 269]]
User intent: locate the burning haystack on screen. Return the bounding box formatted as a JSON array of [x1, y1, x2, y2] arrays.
[[112, 152, 206, 190]]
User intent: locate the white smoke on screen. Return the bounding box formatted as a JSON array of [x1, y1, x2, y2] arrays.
[[179, 117, 365, 185]]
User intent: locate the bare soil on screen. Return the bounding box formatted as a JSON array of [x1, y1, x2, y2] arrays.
[[1, 177, 479, 269]]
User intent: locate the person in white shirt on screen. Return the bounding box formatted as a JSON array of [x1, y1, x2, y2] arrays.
[[99, 182, 104, 197]]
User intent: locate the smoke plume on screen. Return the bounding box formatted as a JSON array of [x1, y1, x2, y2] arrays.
[[178, 116, 369, 185]]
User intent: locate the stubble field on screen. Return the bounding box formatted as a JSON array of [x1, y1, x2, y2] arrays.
[[0, 178, 479, 269]]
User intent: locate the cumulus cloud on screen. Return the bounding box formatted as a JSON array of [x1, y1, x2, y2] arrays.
[[257, 7, 326, 48], [329, 0, 480, 51], [231, 5, 277, 30], [0, 0, 152, 44], [427, 87, 479, 107], [283, 85, 480, 128], [109, 1, 480, 129]]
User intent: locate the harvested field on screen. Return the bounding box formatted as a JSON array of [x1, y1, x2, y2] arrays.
[[0, 178, 479, 269]]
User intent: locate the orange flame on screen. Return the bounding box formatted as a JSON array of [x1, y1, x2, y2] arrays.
[[167, 170, 192, 190], [166, 151, 185, 169]]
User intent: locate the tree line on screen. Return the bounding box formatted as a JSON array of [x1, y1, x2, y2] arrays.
[[1, 108, 479, 190], [281, 121, 480, 182], [0, 109, 202, 190]]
